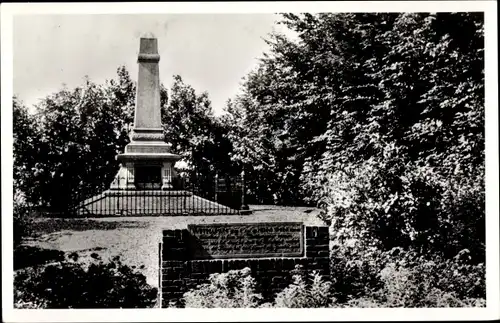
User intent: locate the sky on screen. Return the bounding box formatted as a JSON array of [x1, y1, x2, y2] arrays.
[[13, 14, 293, 115]]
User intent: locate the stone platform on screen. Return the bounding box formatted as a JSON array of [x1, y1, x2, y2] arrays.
[[74, 190, 239, 216]]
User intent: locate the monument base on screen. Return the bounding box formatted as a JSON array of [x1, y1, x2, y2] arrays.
[[74, 189, 240, 217], [110, 146, 182, 191]]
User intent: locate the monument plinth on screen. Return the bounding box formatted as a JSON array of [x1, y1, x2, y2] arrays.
[[111, 37, 181, 191]]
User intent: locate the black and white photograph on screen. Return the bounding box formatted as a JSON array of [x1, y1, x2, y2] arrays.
[[1, 1, 498, 321]]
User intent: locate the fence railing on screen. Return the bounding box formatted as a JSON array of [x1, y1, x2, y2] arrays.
[[68, 190, 241, 217], [46, 173, 246, 217]]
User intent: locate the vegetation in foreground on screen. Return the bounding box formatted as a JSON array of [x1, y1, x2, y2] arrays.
[[182, 263, 484, 308], [14, 253, 158, 309]]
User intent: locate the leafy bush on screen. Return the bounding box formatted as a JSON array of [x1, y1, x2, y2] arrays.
[[330, 245, 485, 307], [344, 265, 485, 308], [182, 255, 484, 308], [14, 254, 157, 308], [183, 266, 334, 308], [309, 146, 485, 261], [13, 192, 35, 247], [274, 265, 333, 308], [329, 243, 386, 303], [183, 267, 262, 308], [14, 246, 65, 270], [373, 248, 485, 307]]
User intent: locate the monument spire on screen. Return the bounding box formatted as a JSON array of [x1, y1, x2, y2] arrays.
[[110, 36, 181, 191], [131, 36, 163, 137]]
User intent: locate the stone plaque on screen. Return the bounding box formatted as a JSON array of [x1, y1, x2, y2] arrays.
[[187, 222, 304, 259]]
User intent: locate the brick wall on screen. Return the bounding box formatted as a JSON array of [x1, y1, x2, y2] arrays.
[[159, 225, 329, 307]]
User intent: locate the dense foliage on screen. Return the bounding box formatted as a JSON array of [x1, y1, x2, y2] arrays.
[[161, 75, 238, 192], [183, 267, 262, 308], [14, 254, 157, 309], [183, 260, 484, 308], [182, 267, 334, 308], [329, 245, 485, 307], [227, 12, 484, 205], [13, 67, 138, 210], [214, 12, 485, 307], [226, 12, 485, 259], [14, 246, 65, 271], [13, 192, 34, 247], [273, 265, 332, 308]]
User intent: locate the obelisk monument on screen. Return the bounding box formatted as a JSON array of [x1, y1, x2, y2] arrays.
[[110, 36, 180, 191], [76, 34, 242, 217]]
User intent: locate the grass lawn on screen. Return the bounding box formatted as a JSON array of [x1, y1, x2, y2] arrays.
[[20, 205, 325, 288]]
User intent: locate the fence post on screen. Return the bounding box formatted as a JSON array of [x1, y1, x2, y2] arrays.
[[241, 169, 249, 211], [214, 173, 218, 203], [158, 242, 162, 307]]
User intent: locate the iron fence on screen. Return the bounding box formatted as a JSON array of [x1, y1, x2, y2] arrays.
[[46, 173, 246, 217]]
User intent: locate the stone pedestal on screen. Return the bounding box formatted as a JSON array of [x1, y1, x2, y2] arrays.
[[110, 154, 180, 191], [109, 162, 136, 190]]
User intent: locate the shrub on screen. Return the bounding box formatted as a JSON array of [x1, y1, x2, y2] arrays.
[[329, 245, 485, 307], [373, 248, 485, 307], [13, 193, 35, 247], [183, 267, 262, 308], [273, 265, 333, 308], [343, 260, 485, 308], [14, 245, 65, 270], [183, 266, 335, 308], [181, 249, 485, 308], [14, 254, 157, 308], [329, 242, 387, 303]]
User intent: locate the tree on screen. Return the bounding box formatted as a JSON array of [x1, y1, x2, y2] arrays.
[[162, 75, 237, 193], [13, 67, 137, 210], [227, 13, 484, 259], [13, 97, 41, 202], [302, 13, 485, 258]]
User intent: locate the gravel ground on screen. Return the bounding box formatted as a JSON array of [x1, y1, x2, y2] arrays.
[[23, 205, 325, 288]]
